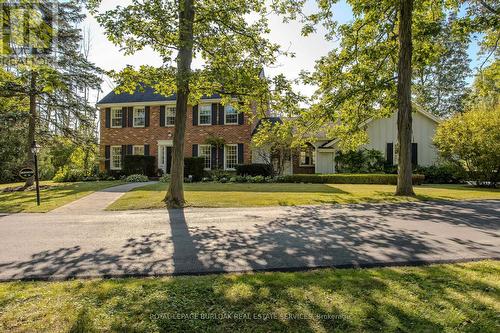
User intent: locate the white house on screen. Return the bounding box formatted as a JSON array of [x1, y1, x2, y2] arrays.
[[253, 109, 441, 174]]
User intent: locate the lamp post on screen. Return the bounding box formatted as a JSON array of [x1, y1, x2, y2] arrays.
[[31, 141, 41, 206]]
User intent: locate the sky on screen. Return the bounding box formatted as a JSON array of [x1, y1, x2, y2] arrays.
[[82, 0, 482, 101]]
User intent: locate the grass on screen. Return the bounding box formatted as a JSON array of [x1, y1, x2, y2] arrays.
[[0, 181, 124, 213], [107, 182, 500, 210], [0, 260, 498, 332]]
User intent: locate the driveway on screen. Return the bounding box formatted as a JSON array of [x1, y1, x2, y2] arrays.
[[0, 200, 499, 280]]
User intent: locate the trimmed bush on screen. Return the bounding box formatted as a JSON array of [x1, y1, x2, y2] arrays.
[[236, 163, 273, 177], [123, 155, 156, 177], [184, 157, 205, 181], [159, 173, 171, 183], [125, 174, 149, 182], [277, 173, 425, 185], [52, 167, 85, 182], [415, 165, 465, 184]]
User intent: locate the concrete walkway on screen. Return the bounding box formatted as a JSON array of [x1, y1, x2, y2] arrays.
[[0, 200, 498, 280], [50, 181, 157, 214]]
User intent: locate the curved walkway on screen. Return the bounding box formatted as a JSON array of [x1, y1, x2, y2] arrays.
[[50, 181, 157, 214], [0, 200, 498, 280]]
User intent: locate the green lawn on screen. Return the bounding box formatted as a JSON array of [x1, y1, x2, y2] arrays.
[[0, 181, 123, 213], [108, 182, 500, 210], [0, 261, 498, 332]]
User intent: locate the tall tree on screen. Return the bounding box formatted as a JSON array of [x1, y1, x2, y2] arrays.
[[88, 0, 290, 207]]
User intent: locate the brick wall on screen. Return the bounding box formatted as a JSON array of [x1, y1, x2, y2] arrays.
[[99, 104, 252, 171]]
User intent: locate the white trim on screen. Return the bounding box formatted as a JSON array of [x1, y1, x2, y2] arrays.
[[110, 145, 122, 170], [164, 105, 176, 127], [224, 144, 238, 170], [97, 98, 234, 108], [157, 140, 173, 146], [132, 106, 146, 128], [199, 144, 212, 170], [198, 104, 212, 126], [224, 105, 238, 125], [110, 108, 123, 128], [132, 145, 145, 155]]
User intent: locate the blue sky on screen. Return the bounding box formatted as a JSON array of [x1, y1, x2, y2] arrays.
[[84, 0, 483, 99]]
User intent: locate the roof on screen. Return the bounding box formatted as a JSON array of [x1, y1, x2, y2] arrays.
[[97, 84, 221, 105], [251, 117, 283, 135]]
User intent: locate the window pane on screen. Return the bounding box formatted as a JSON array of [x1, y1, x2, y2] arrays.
[[166, 107, 176, 125], [133, 108, 145, 127], [225, 145, 237, 170], [111, 109, 122, 127], [133, 146, 144, 155], [111, 146, 122, 169], [225, 105, 238, 124], [199, 145, 212, 169], [199, 105, 211, 124]]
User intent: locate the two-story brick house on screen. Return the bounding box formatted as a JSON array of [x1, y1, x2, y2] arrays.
[[97, 86, 253, 174]]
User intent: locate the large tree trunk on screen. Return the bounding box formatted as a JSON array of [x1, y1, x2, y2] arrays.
[[165, 0, 194, 208], [395, 0, 415, 196], [24, 71, 37, 188]]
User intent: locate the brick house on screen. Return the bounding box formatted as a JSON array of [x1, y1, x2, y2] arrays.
[[97, 86, 253, 174]]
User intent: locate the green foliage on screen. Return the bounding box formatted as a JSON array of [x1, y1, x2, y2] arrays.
[[125, 174, 149, 183], [466, 60, 499, 110], [334, 149, 385, 173], [414, 165, 465, 184], [235, 164, 273, 177], [278, 174, 425, 185], [52, 167, 85, 183], [159, 173, 171, 183], [184, 157, 205, 182], [434, 105, 500, 186], [123, 156, 156, 177]]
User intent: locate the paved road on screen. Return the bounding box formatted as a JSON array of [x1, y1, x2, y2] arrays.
[[0, 200, 499, 280]]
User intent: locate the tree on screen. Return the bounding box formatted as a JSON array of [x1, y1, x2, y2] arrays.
[[88, 0, 290, 207], [1, 0, 102, 187], [434, 105, 500, 187], [466, 59, 499, 110]]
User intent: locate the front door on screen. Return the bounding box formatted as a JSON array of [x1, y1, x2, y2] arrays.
[[158, 146, 173, 174]]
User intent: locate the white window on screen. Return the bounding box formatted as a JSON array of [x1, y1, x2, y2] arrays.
[[300, 146, 316, 166], [166, 106, 176, 126], [111, 108, 122, 128], [133, 145, 144, 155], [199, 104, 211, 125], [224, 144, 238, 170], [199, 144, 212, 170], [110, 146, 122, 170], [225, 105, 238, 124], [133, 107, 145, 127]]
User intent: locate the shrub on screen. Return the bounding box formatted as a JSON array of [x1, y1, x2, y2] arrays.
[[52, 167, 85, 182], [123, 155, 156, 176], [184, 157, 205, 181], [236, 163, 272, 177], [276, 173, 425, 185], [125, 174, 149, 182], [335, 149, 385, 173], [159, 173, 171, 183], [415, 165, 465, 184]]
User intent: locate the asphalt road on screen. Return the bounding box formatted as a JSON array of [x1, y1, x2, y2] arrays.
[[0, 200, 499, 280]]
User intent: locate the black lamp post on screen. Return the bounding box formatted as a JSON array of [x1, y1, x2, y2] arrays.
[[31, 141, 41, 206]]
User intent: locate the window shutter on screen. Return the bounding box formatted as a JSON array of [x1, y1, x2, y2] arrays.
[[145, 106, 150, 127], [211, 103, 218, 125], [411, 143, 418, 166], [218, 146, 224, 169], [192, 105, 198, 126], [105, 145, 110, 170], [386, 143, 394, 165], [192, 144, 198, 157], [166, 147, 172, 173], [121, 107, 127, 127], [105, 108, 111, 128], [127, 145, 133, 155], [238, 112, 244, 125], [127, 107, 133, 127], [121, 145, 126, 167], [160, 106, 165, 127], [144, 144, 150, 156], [211, 145, 217, 170], [218, 104, 224, 125], [237, 143, 244, 164]]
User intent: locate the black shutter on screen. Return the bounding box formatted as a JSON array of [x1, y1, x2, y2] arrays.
[[218, 146, 224, 169], [211, 145, 217, 170], [160, 106, 165, 127], [411, 143, 418, 166], [237, 143, 244, 165], [218, 104, 225, 125], [105, 108, 111, 128], [238, 112, 244, 125], [192, 105, 198, 125], [121, 145, 126, 168], [211, 103, 218, 125], [127, 107, 133, 127], [166, 147, 172, 173], [192, 144, 198, 157], [122, 107, 127, 127], [144, 144, 150, 156], [386, 143, 394, 165], [145, 106, 150, 127], [127, 145, 133, 155], [105, 145, 110, 170]]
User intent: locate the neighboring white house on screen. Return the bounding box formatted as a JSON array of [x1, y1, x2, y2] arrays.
[[252, 109, 441, 174]]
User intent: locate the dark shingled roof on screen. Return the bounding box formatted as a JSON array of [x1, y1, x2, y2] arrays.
[[251, 117, 283, 135], [97, 84, 221, 104]]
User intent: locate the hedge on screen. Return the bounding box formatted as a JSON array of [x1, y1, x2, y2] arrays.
[[123, 155, 156, 176], [277, 173, 425, 185], [184, 157, 205, 181], [235, 163, 272, 177]]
